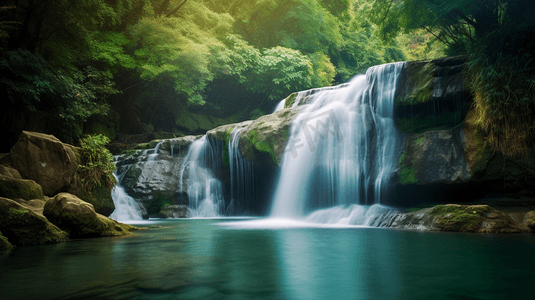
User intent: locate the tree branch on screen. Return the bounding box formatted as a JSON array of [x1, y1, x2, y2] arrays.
[[166, 0, 188, 17]]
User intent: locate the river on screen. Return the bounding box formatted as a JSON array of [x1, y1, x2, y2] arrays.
[[1, 218, 534, 300]]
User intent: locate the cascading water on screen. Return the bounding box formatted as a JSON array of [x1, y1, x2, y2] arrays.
[[273, 99, 286, 113], [270, 62, 405, 223], [227, 123, 255, 215], [109, 163, 143, 222], [179, 136, 225, 217]]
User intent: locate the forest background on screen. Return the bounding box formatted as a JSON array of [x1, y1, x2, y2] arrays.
[[1, 0, 533, 157]]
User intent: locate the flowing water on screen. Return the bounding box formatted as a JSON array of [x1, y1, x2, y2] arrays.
[[109, 162, 143, 222], [227, 124, 256, 215], [271, 62, 404, 220], [2, 218, 534, 300], [179, 136, 225, 217]]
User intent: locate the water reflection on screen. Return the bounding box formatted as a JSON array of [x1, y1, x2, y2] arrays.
[[0, 219, 534, 300]]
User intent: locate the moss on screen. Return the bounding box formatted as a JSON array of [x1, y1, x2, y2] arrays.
[[429, 204, 493, 232], [146, 194, 174, 217], [416, 137, 425, 144], [398, 151, 418, 185], [0, 208, 68, 246], [222, 127, 233, 167], [248, 129, 278, 164], [400, 167, 418, 185], [284, 92, 298, 108], [79, 185, 115, 216], [44, 194, 136, 238], [0, 176, 45, 201], [0, 231, 13, 250], [398, 62, 435, 107]]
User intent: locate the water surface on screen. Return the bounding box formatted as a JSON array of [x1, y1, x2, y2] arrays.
[[1, 218, 534, 300]]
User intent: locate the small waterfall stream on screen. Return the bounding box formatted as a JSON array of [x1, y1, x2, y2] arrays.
[[270, 62, 405, 223], [227, 123, 256, 215], [179, 136, 225, 217], [109, 161, 143, 222]]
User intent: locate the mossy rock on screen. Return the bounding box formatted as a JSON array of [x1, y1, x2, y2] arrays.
[[0, 231, 14, 250], [239, 107, 302, 166], [429, 204, 524, 233], [525, 210, 535, 230], [0, 197, 68, 246], [284, 92, 298, 108], [44, 193, 136, 238], [79, 185, 115, 216], [0, 174, 45, 201]]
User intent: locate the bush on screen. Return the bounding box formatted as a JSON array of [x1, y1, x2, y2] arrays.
[[78, 134, 116, 194]]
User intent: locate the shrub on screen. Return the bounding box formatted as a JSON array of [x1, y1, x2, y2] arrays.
[[78, 134, 116, 194]]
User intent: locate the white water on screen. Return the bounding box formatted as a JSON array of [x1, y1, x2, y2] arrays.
[[273, 99, 286, 113], [109, 173, 143, 222], [227, 124, 255, 214], [179, 136, 225, 217], [270, 62, 404, 221]]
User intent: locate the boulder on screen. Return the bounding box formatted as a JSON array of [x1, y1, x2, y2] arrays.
[[159, 205, 189, 218], [0, 165, 21, 178], [0, 231, 13, 250], [0, 197, 68, 246], [43, 193, 136, 238], [115, 136, 199, 218], [525, 210, 535, 230], [387, 204, 528, 233], [0, 174, 44, 201], [10, 131, 78, 196]]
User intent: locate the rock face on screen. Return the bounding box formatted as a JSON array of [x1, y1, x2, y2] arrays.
[[43, 193, 135, 238], [0, 197, 68, 246], [10, 131, 78, 196], [238, 107, 303, 166], [115, 136, 199, 218], [159, 205, 188, 218], [116, 56, 535, 219]]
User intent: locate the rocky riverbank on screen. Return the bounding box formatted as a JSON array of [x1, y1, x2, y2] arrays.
[[0, 131, 137, 250]]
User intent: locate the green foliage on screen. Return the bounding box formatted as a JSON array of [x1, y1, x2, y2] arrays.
[[249, 108, 265, 120], [131, 2, 234, 105], [78, 134, 117, 195]]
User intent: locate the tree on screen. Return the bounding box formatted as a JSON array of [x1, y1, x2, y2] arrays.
[[369, 0, 535, 156]]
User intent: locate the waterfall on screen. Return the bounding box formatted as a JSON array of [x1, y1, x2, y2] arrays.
[[109, 168, 143, 222], [273, 99, 286, 113], [179, 136, 225, 217], [227, 123, 255, 215], [270, 62, 404, 221]]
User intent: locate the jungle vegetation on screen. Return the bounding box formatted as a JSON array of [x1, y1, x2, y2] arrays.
[[0, 0, 533, 156]]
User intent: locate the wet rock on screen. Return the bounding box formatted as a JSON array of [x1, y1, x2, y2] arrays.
[[159, 205, 189, 218], [43, 193, 136, 238], [388, 204, 528, 233], [0, 197, 68, 245], [0, 174, 44, 201], [238, 107, 303, 166], [525, 210, 535, 230], [112, 136, 200, 218]]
